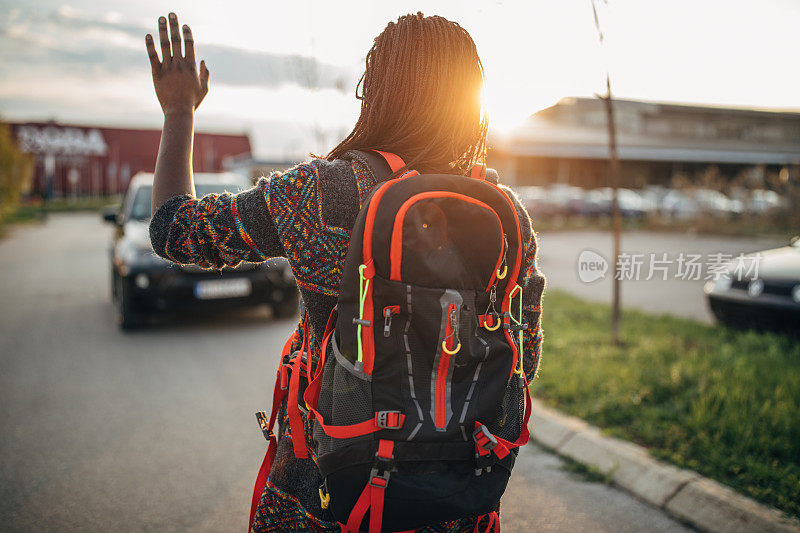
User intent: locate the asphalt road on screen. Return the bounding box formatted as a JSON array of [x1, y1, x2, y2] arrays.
[[537, 229, 786, 323], [0, 213, 693, 532]]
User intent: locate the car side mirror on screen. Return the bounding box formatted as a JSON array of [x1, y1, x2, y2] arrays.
[[102, 205, 121, 225]]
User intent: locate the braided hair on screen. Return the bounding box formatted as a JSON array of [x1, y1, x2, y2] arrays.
[[327, 12, 487, 176]]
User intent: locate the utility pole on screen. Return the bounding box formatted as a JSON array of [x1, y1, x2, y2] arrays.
[[592, 0, 622, 344]]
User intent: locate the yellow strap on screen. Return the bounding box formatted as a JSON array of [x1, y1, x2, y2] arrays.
[[509, 284, 524, 375], [356, 264, 369, 364]]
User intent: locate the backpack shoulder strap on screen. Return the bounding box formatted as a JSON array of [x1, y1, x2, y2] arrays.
[[350, 150, 406, 182], [468, 163, 499, 185]]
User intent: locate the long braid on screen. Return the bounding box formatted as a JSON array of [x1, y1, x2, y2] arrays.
[[327, 12, 487, 176]]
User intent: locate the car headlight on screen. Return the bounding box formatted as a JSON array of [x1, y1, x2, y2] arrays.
[[119, 245, 166, 267], [704, 275, 731, 294], [747, 279, 764, 297]]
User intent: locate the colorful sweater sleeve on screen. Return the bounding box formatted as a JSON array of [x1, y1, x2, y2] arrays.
[[501, 185, 546, 383], [149, 177, 286, 269], [264, 159, 359, 298]]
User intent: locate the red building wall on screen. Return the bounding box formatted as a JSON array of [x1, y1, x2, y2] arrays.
[[10, 121, 251, 197]]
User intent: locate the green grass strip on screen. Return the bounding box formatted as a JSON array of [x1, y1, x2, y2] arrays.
[[536, 290, 800, 517]]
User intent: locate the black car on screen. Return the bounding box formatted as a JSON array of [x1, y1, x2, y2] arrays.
[[704, 236, 800, 333], [103, 172, 297, 329]]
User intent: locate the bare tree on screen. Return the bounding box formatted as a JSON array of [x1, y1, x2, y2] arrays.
[[591, 0, 623, 344]]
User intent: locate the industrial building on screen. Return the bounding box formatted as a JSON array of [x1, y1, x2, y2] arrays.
[[488, 98, 800, 188], [10, 121, 252, 197]]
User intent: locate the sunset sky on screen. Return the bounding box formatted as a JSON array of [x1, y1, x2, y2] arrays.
[[1, 0, 798, 158]]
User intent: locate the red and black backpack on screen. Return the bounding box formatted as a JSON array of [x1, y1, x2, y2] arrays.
[[252, 151, 532, 532]]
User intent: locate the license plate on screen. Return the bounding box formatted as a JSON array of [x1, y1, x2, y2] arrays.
[[194, 278, 252, 300]]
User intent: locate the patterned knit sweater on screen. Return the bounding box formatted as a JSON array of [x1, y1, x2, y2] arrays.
[[149, 150, 546, 532]]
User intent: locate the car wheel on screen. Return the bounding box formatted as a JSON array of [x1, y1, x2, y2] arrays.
[[114, 272, 146, 330]]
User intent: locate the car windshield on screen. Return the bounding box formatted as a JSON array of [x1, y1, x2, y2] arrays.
[[128, 183, 249, 221]]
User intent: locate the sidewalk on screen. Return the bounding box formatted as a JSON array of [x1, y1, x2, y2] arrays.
[[530, 403, 800, 533]]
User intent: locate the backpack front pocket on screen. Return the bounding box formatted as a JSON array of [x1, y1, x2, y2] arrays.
[[389, 192, 504, 290]]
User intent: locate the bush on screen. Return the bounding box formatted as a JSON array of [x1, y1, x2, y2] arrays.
[[0, 120, 33, 227]]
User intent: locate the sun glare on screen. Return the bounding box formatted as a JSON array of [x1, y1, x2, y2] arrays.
[[482, 82, 559, 137]]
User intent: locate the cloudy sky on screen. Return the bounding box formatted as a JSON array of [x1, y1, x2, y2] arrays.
[[1, 0, 798, 158]]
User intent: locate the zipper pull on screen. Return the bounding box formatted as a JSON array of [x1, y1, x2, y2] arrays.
[[449, 307, 459, 332], [383, 306, 399, 337], [442, 304, 461, 355], [497, 234, 509, 280]]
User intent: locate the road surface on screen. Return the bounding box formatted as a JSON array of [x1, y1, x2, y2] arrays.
[[537, 229, 785, 323], [0, 213, 692, 532]]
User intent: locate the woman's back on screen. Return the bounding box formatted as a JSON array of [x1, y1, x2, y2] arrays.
[[145, 11, 544, 531]]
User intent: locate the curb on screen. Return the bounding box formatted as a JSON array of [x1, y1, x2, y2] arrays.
[[529, 403, 800, 533]]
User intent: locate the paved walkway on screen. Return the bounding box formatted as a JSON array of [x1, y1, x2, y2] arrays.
[[0, 214, 692, 531]]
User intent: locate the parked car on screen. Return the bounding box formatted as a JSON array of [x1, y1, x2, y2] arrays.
[[580, 187, 654, 218], [693, 188, 742, 217], [103, 172, 297, 329], [661, 188, 742, 219], [547, 184, 585, 217], [704, 236, 800, 333], [516, 185, 567, 218], [745, 189, 786, 215]]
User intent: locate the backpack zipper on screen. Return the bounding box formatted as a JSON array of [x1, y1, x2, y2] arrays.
[[383, 305, 400, 337], [435, 303, 460, 430]]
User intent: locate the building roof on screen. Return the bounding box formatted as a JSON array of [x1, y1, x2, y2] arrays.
[[495, 97, 800, 165]]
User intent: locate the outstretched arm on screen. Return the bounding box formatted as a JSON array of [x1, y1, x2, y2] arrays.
[[144, 13, 287, 268], [145, 12, 210, 216]]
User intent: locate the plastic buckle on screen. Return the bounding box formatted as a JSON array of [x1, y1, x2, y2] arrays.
[[255, 411, 274, 441], [369, 451, 394, 488], [368, 468, 390, 488], [298, 402, 309, 416], [375, 410, 403, 429], [473, 425, 498, 452]]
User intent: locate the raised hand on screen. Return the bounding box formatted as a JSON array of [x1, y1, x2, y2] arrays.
[[145, 13, 209, 115]]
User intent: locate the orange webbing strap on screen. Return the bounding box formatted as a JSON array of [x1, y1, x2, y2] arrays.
[[373, 150, 406, 173], [473, 511, 500, 532], [304, 310, 406, 440], [470, 164, 487, 180], [344, 440, 395, 533], [249, 331, 297, 528], [287, 315, 311, 459], [312, 409, 405, 439]]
